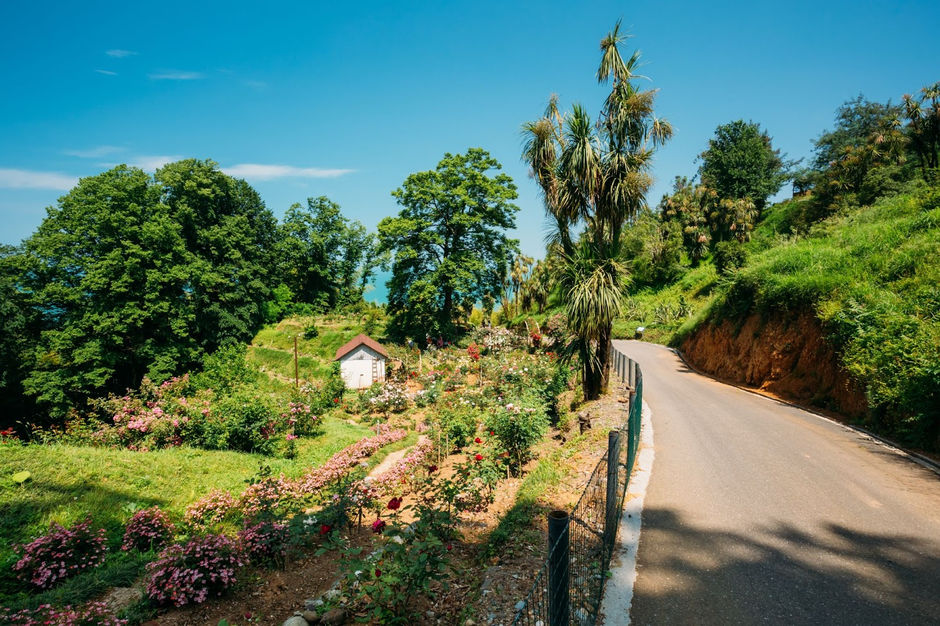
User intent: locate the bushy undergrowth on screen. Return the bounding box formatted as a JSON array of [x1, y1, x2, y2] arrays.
[[13, 519, 106, 590], [631, 188, 940, 450], [121, 508, 174, 552], [146, 534, 245, 607]]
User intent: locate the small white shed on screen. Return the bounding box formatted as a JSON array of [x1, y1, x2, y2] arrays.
[[334, 334, 388, 389]]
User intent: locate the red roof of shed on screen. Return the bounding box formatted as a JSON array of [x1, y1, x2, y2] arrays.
[[334, 334, 389, 361]]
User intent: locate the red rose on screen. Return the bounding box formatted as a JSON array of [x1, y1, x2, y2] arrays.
[[387, 497, 402, 510], [474, 454, 483, 461], [320, 524, 332, 535], [427, 465, 438, 473], [371, 518, 386, 534], [489, 431, 495, 436], [375, 569, 382, 577], [474, 437, 482, 444]]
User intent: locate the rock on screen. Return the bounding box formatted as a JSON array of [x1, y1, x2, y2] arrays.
[[103, 587, 143, 613], [320, 608, 346, 625], [515, 600, 526, 611], [305, 598, 325, 611], [323, 588, 341, 601], [282, 617, 309, 626], [301, 611, 322, 624], [464, 619, 476, 626]]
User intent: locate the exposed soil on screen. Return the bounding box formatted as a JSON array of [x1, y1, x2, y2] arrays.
[[149, 532, 371, 626], [145, 389, 632, 626], [680, 309, 868, 417]]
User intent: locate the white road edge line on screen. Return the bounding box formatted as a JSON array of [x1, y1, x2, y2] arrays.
[[599, 400, 654, 626], [667, 346, 940, 477]]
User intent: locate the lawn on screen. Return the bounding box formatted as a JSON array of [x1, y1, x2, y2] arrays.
[[0, 416, 372, 558]]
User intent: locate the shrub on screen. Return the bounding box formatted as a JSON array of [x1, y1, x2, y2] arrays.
[[239, 521, 291, 567], [214, 389, 280, 454], [185, 489, 238, 528], [122, 507, 174, 552], [368, 382, 409, 414], [13, 518, 107, 590], [431, 406, 477, 453], [0, 601, 126, 625], [146, 534, 245, 607], [486, 398, 548, 474], [340, 507, 448, 622], [713, 240, 748, 275]]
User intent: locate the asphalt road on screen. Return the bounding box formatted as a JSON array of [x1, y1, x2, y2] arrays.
[[613, 340, 940, 626]]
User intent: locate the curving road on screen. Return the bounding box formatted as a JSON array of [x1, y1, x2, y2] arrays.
[[613, 340, 940, 626]]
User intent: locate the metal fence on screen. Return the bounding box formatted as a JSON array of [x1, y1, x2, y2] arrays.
[[512, 347, 643, 626]]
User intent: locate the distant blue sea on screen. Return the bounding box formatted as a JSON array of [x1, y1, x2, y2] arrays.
[[363, 269, 391, 304]]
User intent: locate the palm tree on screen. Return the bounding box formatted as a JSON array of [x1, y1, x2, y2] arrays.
[[522, 22, 672, 399]]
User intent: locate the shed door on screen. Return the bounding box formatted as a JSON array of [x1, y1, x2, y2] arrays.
[[344, 359, 373, 389]]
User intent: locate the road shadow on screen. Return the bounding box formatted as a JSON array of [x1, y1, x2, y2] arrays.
[[631, 507, 940, 625]]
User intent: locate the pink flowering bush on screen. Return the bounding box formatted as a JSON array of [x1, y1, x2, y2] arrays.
[[292, 429, 407, 496], [357, 439, 434, 501], [122, 507, 175, 552], [238, 521, 291, 566], [146, 534, 245, 607], [285, 401, 321, 437], [185, 489, 238, 528], [239, 474, 294, 520], [0, 601, 126, 625], [13, 518, 107, 589]]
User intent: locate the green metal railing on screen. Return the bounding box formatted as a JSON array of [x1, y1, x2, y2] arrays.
[[513, 346, 643, 625]]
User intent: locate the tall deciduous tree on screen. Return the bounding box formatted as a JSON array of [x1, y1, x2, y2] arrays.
[[522, 22, 672, 399], [379, 148, 519, 342], [18, 160, 276, 420], [275, 196, 379, 310], [698, 120, 789, 211]]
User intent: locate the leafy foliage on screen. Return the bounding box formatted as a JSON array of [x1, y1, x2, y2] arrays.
[[13, 519, 106, 590], [11, 160, 276, 423], [274, 196, 382, 310], [379, 148, 519, 341], [698, 120, 790, 211], [145, 534, 245, 607]]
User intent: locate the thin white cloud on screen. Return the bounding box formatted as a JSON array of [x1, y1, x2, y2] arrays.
[[222, 164, 355, 181], [95, 69, 118, 76], [64, 145, 125, 158], [0, 168, 78, 190], [106, 49, 137, 58], [243, 80, 267, 90], [148, 71, 204, 81]]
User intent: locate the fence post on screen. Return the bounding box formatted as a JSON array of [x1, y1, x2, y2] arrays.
[[547, 510, 570, 626], [604, 430, 622, 555]]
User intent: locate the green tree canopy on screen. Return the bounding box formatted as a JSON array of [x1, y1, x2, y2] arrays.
[[17, 160, 276, 420], [275, 196, 380, 310], [378, 148, 519, 341], [812, 95, 902, 171], [698, 120, 789, 210]]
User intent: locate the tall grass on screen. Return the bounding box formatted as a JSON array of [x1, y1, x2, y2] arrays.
[[651, 189, 940, 449]]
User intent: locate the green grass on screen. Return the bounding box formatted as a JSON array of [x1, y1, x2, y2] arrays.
[[0, 416, 371, 553], [612, 262, 718, 343], [617, 188, 940, 449], [0, 415, 375, 611], [486, 448, 564, 556], [248, 314, 388, 385]]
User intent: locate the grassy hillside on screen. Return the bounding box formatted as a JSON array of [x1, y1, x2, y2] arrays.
[[248, 313, 387, 387], [616, 188, 940, 450]]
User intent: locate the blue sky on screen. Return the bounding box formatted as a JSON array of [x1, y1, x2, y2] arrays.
[[1, 1, 937, 300]]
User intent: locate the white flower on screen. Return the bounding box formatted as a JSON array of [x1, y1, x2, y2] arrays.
[[390, 535, 404, 544]]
